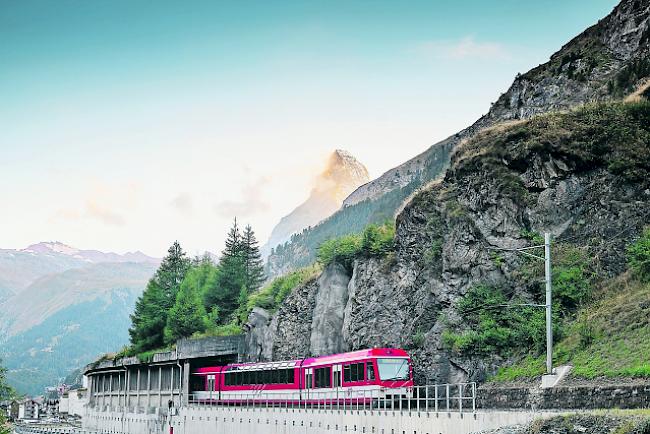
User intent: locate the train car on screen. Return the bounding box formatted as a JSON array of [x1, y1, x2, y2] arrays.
[[191, 348, 413, 405]]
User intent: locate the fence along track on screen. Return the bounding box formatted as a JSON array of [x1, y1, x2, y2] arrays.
[[188, 383, 477, 414]]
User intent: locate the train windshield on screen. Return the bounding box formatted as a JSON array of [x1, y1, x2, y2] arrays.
[[377, 358, 410, 381]]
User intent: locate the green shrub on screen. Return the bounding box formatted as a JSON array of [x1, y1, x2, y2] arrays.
[[317, 222, 396, 268], [627, 226, 650, 282], [444, 285, 562, 357], [423, 239, 442, 266], [361, 223, 395, 256], [520, 229, 544, 246], [238, 265, 320, 323], [411, 331, 426, 348], [317, 234, 362, 268]]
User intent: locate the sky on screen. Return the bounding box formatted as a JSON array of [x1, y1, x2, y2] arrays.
[[0, 0, 619, 257]]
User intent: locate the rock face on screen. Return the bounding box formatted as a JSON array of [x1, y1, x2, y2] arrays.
[[261, 150, 369, 259], [310, 262, 350, 356]]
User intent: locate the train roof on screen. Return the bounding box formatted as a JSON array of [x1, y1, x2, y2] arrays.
[[193, 348, 410, 374], [302, 348, 409, 367]]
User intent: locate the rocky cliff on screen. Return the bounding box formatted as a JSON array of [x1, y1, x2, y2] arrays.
[[244, 98, 650, 382], [261, 149, 369, 259], [344, 0, 650, 206]]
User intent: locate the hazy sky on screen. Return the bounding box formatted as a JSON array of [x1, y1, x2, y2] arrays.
[[1, 0, 618, 257]]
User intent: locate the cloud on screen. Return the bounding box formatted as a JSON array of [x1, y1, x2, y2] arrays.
[[170, 192, 193, 215], [54, 199, 126, 226], [85, 200, 126, 226], [415, 36, 511, 61], [214, 177, 270, 219], [51, 181, 135, 227]]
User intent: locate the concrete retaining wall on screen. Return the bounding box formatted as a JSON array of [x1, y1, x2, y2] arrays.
[[84, 405, 554, 434]]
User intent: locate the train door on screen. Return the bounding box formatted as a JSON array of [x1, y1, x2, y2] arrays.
[[332, 364, 342, 402], [207, 375, 216, 401], [304, 368, 313, 401]]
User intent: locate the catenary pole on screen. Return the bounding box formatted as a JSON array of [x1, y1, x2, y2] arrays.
[[544, 232, 553, 374]]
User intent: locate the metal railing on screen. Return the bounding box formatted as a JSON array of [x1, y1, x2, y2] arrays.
[[187, 383, 476, 414]]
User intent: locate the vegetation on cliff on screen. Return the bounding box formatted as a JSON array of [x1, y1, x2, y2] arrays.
[[442, 244, 593, 357], [316, 222, 395, 269], [239, 264, 321, 322]]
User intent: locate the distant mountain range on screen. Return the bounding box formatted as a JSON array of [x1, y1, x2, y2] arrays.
[[0, 241, 157, 302], [0, 242, 158, 395]]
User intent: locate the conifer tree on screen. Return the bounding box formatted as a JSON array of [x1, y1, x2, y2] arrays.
[[242, 224, 265, 293], [204, 218, 245, 323], [164, 267, 209, 344], [129, 241, 191, 352]]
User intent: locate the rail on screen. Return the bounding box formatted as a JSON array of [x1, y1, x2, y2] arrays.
[[187, 383, 477, 414], [12, 424, 88, 434]]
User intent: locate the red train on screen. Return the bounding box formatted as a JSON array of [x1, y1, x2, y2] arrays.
[[191, 348, 413, 404]]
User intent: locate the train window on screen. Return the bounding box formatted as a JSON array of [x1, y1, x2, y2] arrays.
[[366, 362, 376, 381], [207, 375, 215, 391], [305, 371, 312, 389], [314, 367, 331, 388], [343, 363, 365, 382]]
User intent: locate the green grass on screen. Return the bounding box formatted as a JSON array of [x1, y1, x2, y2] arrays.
[[241, 264, 321, 318], [493, 274, 650, 381]]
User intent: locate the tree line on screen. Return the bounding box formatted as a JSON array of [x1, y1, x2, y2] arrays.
[[128, 218, 265, 354], [0, 358, 14, 433]]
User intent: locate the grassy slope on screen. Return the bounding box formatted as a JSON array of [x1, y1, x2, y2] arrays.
[[494, 273, 650, 381]]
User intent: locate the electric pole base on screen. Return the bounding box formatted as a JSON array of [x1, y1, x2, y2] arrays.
[[540, 365, 573, 388]]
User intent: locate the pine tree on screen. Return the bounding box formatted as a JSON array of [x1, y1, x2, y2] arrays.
[[164, 267, 209, 344], [242, 224, 265, 293], [129, 241, 191, 352], [156, 241, 191, 306], [204, 218, 245, 323]]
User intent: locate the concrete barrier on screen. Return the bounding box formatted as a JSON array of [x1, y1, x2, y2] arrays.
[[84, 404, 557, 434]]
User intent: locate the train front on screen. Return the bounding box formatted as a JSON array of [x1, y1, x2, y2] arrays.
[[374, 349, 414, 403]]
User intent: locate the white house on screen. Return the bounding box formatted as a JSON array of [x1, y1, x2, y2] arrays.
[[59, 388, 87, 418], [18, 399, 40, 420]]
